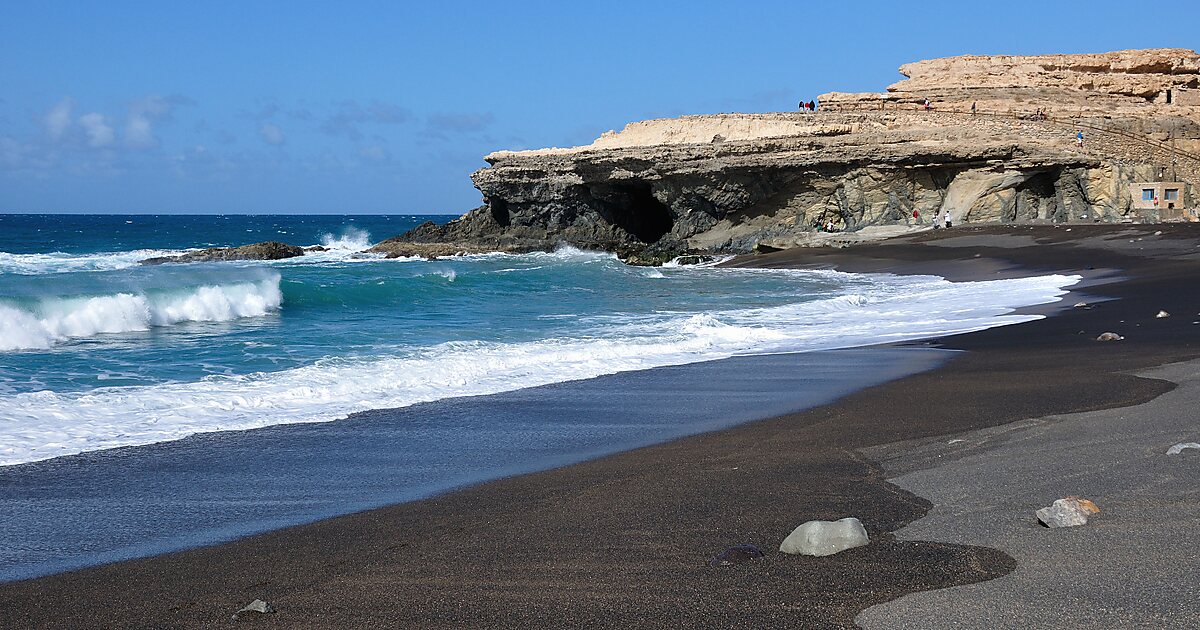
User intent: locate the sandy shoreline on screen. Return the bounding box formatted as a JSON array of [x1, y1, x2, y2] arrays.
[[2, 224, 1198, 628]]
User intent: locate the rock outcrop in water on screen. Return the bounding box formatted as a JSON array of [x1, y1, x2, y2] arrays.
[[141, 241, 305, 264], [375, 49, 1200, 264]]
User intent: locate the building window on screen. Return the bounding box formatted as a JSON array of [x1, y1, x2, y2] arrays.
[[1142, 189, 1156, 201], [1165, 189, 1179, 201]]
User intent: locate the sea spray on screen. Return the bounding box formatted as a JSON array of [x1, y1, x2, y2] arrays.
[[319, 226, 372, 251]]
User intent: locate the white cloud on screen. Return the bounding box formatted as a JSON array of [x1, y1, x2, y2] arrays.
[[43, 98, 75, 141], [320, 100, 409, 139], [124, 95, 190, 150], [125, 114, 157, 149], [78, 113, 115, 148], [258, 123, 285, 146]]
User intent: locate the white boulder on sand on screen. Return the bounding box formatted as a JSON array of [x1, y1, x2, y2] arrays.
[[780, 517, 870, 556]]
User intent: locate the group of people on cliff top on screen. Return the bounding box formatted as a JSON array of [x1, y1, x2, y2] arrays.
[[798, 100, 818, 112]]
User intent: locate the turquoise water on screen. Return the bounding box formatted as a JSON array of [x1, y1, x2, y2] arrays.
[[0, 214, 1079, 466]]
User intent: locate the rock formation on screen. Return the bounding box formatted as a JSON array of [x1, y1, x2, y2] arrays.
[[141, 241, 305, 264], [374, 49, 1200, 264]]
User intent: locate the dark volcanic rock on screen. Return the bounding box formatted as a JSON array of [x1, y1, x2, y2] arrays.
[[141, 241, 305, 265]]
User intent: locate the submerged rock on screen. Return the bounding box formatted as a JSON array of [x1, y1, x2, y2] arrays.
[[709, 544, 766, 567], [1036, 497, 1100, 528], [141, 241, 305, 264], [1096, 332, 1124, 342], [779, 517, 869, 556], [1156, 310, 1170, 318], [671, 254, 718, 266]]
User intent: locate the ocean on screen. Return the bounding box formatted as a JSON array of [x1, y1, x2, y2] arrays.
[[0, 214, 1080, 580]]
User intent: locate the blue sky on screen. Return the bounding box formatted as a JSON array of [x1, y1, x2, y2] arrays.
[[2, 1, 1198, 214]]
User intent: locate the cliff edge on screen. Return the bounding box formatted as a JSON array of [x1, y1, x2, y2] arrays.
[[373, 49, 1200, 264]]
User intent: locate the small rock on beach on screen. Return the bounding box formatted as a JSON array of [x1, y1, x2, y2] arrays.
[[1036, 497, 1100, 528], [232, 599, 276, 620], [780, 517, 869, 556], [1166, 442, 1200, 455]]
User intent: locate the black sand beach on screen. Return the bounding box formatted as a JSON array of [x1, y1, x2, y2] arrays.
[[2, 224, 1199, 628]]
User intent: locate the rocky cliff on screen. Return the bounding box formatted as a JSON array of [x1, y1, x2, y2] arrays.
[[373, 49, 1200, 264]]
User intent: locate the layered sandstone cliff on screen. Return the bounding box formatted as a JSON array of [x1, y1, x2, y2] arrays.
[[373, 49, 1200, 263]]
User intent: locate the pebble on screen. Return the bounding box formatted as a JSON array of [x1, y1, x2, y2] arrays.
[[232, 599, 276, 621], [1166, 442, 1200, 455], [1037, 497, 1100, 528]]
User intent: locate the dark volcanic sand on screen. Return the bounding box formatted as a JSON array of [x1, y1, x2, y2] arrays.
[[2, 224, 1199, 629]]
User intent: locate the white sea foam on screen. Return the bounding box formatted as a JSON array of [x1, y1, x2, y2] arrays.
[[0, 249, 188, 275], [318, 226, 372, 251], [0, 275, 282, 351], [0, 271, 1079, 466], [459, 244, 618, 263], [662, 254, 737, 268]]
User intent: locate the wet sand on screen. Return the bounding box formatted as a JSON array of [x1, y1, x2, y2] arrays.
[[2, 224, 1199, 628]]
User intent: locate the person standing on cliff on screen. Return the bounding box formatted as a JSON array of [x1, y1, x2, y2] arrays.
[[1077, 130, 1084, 148], [971, 102, 977, 115]]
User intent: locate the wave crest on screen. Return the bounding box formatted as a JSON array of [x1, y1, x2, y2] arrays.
[[319, 227, 372, 251], [0, 275, 282, 351]]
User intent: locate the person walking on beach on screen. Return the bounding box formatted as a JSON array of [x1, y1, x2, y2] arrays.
[[943, 209, 952, 228], [912, 209, 920, 225]]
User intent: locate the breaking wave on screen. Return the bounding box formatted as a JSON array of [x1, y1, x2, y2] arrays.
[[0, 275, 282, 351], [0, 249, 188, 275], [319, 226, 372, 251]]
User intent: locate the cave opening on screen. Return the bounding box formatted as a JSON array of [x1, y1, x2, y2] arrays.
[[488, 197, 511, 227], [593, 183, 675, 244]]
